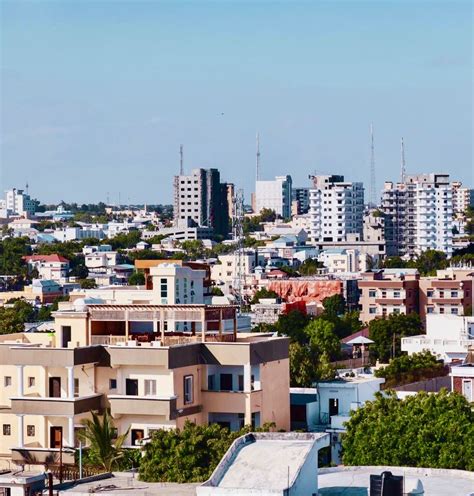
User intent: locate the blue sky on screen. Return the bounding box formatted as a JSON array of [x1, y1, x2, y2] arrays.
[[1, 0, 472, 204]]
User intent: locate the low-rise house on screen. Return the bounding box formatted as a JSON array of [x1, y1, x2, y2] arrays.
[[450, 361, 474, 402], [290, 373, 385, 463], [23, 254, 70, 282], [402, 314, 474, 363]]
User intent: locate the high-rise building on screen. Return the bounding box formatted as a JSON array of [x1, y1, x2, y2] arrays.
[[381, 173, 453, 258], [451, 181, 473, 217], [173, 168, 229, 237], [291, 187, 310, 215], [308, 175, 364, 244], [3, 188, 36, 217], [255, 175, 292, 218]]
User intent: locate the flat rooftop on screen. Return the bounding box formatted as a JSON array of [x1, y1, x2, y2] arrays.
[[58, 474, 198, 496], [217, 439, 313, 490], [318, 466, 474, 496]]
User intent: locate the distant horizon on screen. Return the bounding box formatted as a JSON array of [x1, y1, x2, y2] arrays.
[[1, 1, 472, 203]]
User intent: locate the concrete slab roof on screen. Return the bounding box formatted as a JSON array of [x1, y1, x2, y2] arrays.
[[318, 466, 474, 496]]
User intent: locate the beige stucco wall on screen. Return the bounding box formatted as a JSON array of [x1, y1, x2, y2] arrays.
[[260, 358, 290, 431]]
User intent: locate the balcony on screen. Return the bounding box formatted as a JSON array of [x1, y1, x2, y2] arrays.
[[10, 394, 103, 416], [201, 389, 262, 414], [329, 414, 351, 431], [108, 395, 177, 419]]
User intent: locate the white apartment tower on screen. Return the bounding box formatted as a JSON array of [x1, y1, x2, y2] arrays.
[[255, 175, 292, 218], [4, 188, 36, 217], [451, 181, 473, 217], [308, 175, 364, 243], [381, 173, 453, 258]]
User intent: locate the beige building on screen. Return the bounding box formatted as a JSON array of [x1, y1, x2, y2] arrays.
[[0, 301, 290, 469], [358, 269, 420, 323]]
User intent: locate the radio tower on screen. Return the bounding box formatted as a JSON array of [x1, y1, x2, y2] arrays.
[[255, 133, 261, 182], [232, 189, 245, 310], [400, 137, 406, 183], [369, 123, 376, 207], [179, 144, 184, 175]]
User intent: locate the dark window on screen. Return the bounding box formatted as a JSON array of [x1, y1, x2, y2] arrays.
[[27, 425, 35, 437], [184, 375, 193, 404], [131, 429, 144, 446], [329, 398, 339, 416], [290, 404, 307, 423], [109, 379, 117, 390], [3, 424, 11, 436], [49, 377, 61, 398], [219, 374, 233, 391], [62, 326, 72, 348], [238, 375, 244, 392], [126, 379, 139, 396]]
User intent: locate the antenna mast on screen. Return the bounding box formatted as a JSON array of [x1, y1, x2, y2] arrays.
[[256, 133, 261, 182], [400, 137, 406, 183], [369, 123, 376, 207], [232, 189, 245, 310], [179, 144, 184, 175]]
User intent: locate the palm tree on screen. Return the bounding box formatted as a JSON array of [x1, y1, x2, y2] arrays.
[[78, 410, 129, 472]]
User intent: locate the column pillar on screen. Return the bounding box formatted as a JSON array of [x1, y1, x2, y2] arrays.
[[201, 308, 206, 343], [17, 365, 24, 397], [68, 416, 75, 447], [17, 415, 24, 448], [153, 313, 158, 340], [67, 366, 74, 399], [125, 310, 130, 341], [218, 309, 223, 339], [160, 309, 165, 344], [243, 363, 252, 392]]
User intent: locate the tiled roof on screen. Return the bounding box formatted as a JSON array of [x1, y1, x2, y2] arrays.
[[23, 254, 70, 263]]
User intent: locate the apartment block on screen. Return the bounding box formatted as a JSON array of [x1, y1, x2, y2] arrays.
[[308, 175, 364, 244], [0, 302, 290, 468], [22, 254, 70, 282], [291, 187, 310, 215], [3, 188, 36, 217], [451, 181, 473, 216], [173, 168, 229, 237], [381, 174, 453, 258], [358, 269, 420, 323], [255, 175, 293, 218]]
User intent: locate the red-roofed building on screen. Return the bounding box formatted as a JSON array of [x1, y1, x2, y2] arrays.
[[23, 254, 70, 282]]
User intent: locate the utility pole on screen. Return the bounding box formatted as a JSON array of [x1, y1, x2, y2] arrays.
[[255, 133, 261, 182], [232, 189, 245, 310]]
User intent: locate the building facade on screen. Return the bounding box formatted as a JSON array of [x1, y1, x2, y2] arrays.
[[3, 188, 36, 217], [0, 303, 290, 468], [291, 187, 310, 215], [381, 174, 453, 258], [173, 168, 229, 237], [255, 175, 292, 218], [308, 175, 364, 244]]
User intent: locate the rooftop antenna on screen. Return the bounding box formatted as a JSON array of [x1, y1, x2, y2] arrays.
[[369, 123, 376, 207], [256, 133, 261, 182], [179, 144, 184, 175], [25, 182, 29, 195], [400, 137, 406, 183]]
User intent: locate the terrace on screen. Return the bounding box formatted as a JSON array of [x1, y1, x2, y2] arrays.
[[87, 304, 239, 346]]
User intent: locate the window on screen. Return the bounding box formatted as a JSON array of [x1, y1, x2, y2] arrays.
[[451, 308, 459, 315], [4, 377, 11, 387], [219, 373, 233, 391], [427, 307, 434, 314], [27, 425, 35, 437], [451, 291, 458, 298], [393, 308, 400, 314], [28, 377, 35, 388], [207, 375, 215, 391], [184, 375, 193, 404], [3, 424, 11, 436], [74, 378, 79, 397], [427, 290, 434, 297], [144, 379, 156, 396], [369, 290, 376, 298], [238, 375, 244, 392], [393, 291, 401, 298], [369, 307, 377, 314], [109, 379, 117, 390]]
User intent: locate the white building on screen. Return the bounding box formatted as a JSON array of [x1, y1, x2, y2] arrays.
[[308, 175, 364, 244], [3, 188, 36, 217], [255, 175, 292, 218], [291, 373, 384, 463], [381, 174, 453, 258], [53, 226, 106, 242], [318, 248, 367, 273], [401, 314, 474, 363], [211, 250, 265, 291], [84, 247, 119, 270], [451, 181, 473, 216], [23, 254, 70, 282]]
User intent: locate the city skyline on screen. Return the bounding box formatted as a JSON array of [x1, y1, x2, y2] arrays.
[[1, 1, 472, 203]]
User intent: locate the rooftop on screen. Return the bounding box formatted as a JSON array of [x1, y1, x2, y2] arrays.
[[318, 466, 474, 496]]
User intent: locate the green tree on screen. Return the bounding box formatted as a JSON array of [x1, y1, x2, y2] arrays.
[[299, 258, 323, 276], [342, 390, 474, 471], [305, 319, 341, 361], [0, 307, 25, 334], [80, 279, 97, 289], [250, 288, 279, 304], [0, 237, 31, 275], [321, 294, 346, 319], [289, 342, 318, 387], [369, 313, 422, 362], [210, 286, 224, 296], [128, 271, 145, 285], [78, 410, 129, 471], [275, 310, 312, 345]]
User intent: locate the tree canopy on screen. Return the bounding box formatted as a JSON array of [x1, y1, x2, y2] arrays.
[[342, 390, 474, 471], [369, 313, 423, 362]]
